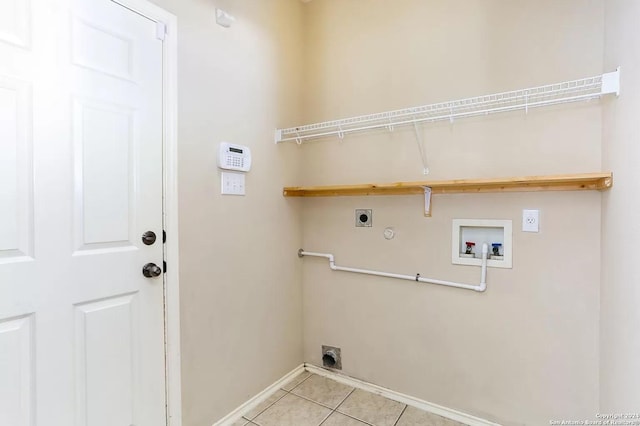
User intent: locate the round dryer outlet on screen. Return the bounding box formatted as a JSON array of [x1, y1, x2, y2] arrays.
[[355, 209, 372, 227]]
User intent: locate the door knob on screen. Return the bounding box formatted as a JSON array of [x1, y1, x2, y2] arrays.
[[142, 263, 162, 278], [141, 231, 157, 246]]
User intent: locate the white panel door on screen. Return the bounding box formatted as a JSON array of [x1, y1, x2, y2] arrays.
[[0, 0, 166, 425]]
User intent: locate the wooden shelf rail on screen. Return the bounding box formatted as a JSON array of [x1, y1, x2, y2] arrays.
[[283, 172, 613, 198]]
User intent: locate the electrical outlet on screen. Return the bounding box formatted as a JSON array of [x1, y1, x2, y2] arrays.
[[522, 209, 539, 233]]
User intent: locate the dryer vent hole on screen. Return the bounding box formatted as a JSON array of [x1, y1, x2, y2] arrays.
[[321, 345, 342, 370], [323, 353, 336, 367]]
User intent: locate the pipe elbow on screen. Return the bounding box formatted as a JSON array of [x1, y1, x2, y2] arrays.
[[476, 282, 487, 292], [327, 254, 337, 270]]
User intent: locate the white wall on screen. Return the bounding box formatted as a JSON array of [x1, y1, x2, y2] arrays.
[[601, 0, 640, 413], [146, 1, 305, 424]]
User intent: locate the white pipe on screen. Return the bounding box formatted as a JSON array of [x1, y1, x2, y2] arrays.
[[299, 243, 488, 292]]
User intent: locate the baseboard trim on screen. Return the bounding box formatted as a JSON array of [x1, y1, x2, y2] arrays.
[[304, 364, 501, 426], [212, 364, 305, 426]]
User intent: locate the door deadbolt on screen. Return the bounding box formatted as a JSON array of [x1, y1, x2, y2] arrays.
[[142, 231, 157, 246], [142, 263, 162, 278]]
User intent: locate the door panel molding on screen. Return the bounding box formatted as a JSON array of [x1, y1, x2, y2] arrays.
[[0, 75, 34, 264], [109, 1, 181, 425], [0, 313, 35, 426], [74, 293, 139, 426], [0, 0, 31, 49], [72, 17, 136, 82], [71, 96, 138, 254]]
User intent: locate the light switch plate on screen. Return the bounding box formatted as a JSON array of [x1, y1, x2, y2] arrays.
[[522, 209, 539, 232], [221, 171, 245, 195]]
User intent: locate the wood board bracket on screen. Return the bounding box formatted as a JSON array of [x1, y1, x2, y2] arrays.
[[423, 187, 432, 217]]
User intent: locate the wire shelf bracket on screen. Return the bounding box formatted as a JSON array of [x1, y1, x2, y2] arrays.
[[275, 68, 620, 144]]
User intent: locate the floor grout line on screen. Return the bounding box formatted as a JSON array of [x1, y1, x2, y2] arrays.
[[334, 410, 378, 426], [334, 388, 406, 426], [290, 371, 314, 390], [243, 385, 290, 421], [317, 405, 376, 426], [338, 410, 377, 426], [290, 380, 357, 412], [393, 404, 409, 426], [281, 372, 313, 392], [290, 391, 344, 411], [247, 372, 318, 425], [241, 372, 466, 426], [335, 387, 356, 410], [317, 385, 355, 426], [316, 409, 334, 426], [318, 414, 330, 426]]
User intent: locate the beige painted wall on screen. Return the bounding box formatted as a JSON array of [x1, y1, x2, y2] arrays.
[[601, 0, 640, 413], [146, 1, 305, 425], [299, 1, 604, 424], [126, 0, 640, 424]]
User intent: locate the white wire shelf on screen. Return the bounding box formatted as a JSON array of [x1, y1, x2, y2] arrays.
[[275, 68, 620, 144]]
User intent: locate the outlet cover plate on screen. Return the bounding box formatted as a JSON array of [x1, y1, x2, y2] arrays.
[[522, 209, 539, 232]]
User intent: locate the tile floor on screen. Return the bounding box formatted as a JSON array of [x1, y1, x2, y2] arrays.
[[231, 371, 467, 426]]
